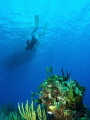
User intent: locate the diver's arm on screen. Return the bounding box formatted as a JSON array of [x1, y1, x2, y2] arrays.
[[31, 41, 40, 51], [26, 40, 30, 46]]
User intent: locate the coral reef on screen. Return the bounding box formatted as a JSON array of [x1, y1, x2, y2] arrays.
[[36, 67, 87, 120], [0, 67, 89, 120]]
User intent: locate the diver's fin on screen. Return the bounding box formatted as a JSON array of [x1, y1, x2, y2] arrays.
[[43, 23, 47, 33], [35, 15, 39, 27]]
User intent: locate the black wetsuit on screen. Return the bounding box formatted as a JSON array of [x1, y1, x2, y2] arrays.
[[26, 33, 39, 50]]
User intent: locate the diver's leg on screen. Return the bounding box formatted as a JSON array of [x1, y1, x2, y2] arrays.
[[38, 32, 45, 36], [32, 27, 38, 33], [38, 23, 47, 36]]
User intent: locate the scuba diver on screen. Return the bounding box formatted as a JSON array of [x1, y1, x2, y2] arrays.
[[26, 15, 47, 51]]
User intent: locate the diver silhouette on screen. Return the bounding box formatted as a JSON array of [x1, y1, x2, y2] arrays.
[[26, 15, 47, 51]]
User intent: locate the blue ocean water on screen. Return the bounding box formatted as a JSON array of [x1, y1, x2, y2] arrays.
[[0, 0, 90, 109]]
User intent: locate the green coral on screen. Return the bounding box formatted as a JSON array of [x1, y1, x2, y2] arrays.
[[18, 100, 46, 120], [36, 67, 87, 119]]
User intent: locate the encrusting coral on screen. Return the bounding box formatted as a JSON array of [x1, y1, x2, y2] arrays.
[[35, 67, 87, 120]]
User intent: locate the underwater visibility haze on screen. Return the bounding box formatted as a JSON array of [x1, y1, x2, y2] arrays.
[[0, 0, 90, 118]]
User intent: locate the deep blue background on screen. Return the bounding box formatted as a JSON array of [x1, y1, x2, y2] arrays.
[[0, 0, 90, 108]]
